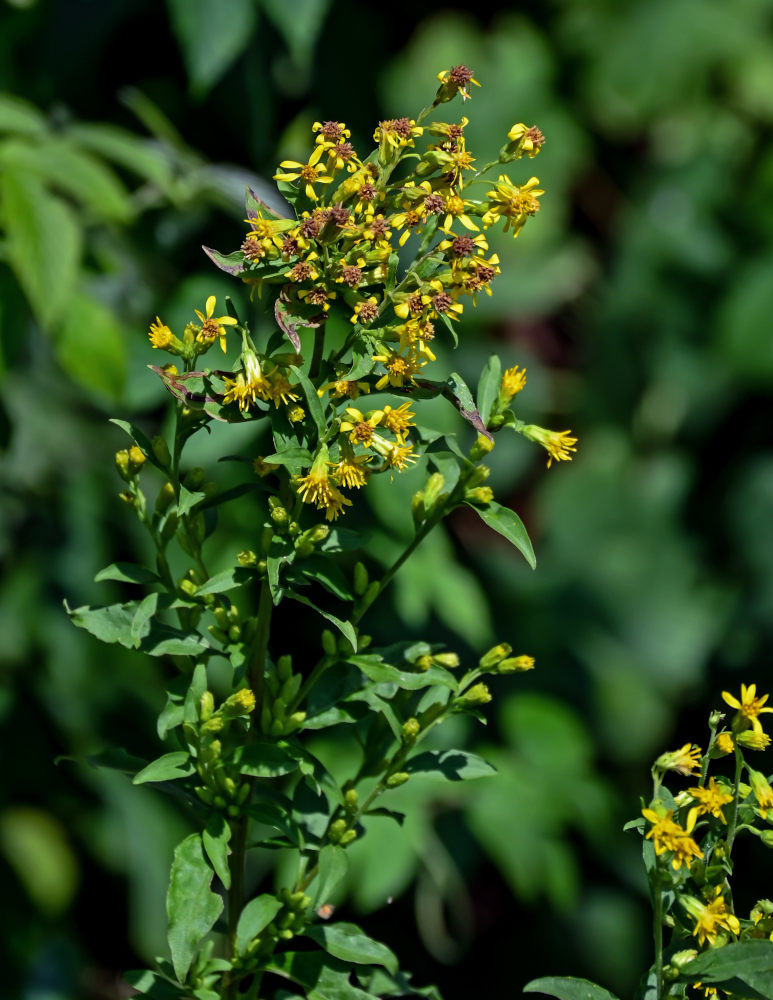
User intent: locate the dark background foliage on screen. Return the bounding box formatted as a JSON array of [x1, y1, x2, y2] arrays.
[[2, 0, 773, 997]]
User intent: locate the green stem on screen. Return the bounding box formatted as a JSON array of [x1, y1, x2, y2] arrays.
[[726, 747, 744, 854], [309, 324, 326, 380], [653, 871, 664, 1000], [249, 581, 273, 718]]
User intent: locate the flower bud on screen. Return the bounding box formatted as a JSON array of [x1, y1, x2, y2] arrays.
[[199, 691, 215, 721], [433, 652, 460, 669], [479, 643, 512, 670], [465, 486, 494, 504], [353, 562, 369, 597], [497, 655, 535, 674], [271, 506, 289, 528], [402, 718, 421, 743], [386, 772, 410, 788], [115, 449, 131, 481], [328, 819, 348, 844], [322, 630, 337, 656], [423, 473, 446, 511], [344, 789, 359, 812], [238, 549, 257, 566], [469, 435, 494, 461], [151, 435, 171, 468], [155, 481, 175, 513], [184, 467, 205, 490], [411, 490, 426, 524], [458, 683, 492, 707], [277, 655, 293, 681], [222, 688, 256, 718]]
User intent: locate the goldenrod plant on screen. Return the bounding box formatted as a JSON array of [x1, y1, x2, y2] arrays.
[[526, 685, 773, 1000], [68, 67, 573, 1000]]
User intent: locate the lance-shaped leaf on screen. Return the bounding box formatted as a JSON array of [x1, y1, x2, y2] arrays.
[[290, 365, 326, 438], [202, 245, 244, 275], [465, 499, 536, 569], [477, 354, 502, 427], [680, 940, 773, 995], [305, 922, 398, 974], [95, 562, 161, 585], [235, 894, 284, 954], [524, 977, 622, 1000], [166, 834, 223, 983], [227, 742, 302, 778], [133, 751, 194, 785], [347, 654, 457, 692], [286, 591, 356, 652], [443, 371, 491, 439], [267, 950, 379, 1000], [275, 298, 304, 351], [404, 749, 496, 781], [309, 844, 349, 909]]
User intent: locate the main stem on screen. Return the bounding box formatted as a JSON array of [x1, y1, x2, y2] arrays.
[[653, 872, 664, 1000], [726, 747, 744, 854]]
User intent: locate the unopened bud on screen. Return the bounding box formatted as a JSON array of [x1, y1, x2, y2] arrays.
[[322, 629, 337, 656], [479, 643, 512, 670], [353, 562, 369, 596], [402, 718, 421, 742], [155, 481, 175, 513], [222, 688, 256, 718], [386, 772, 410, 788], [277, 655, 293, 681], [433, 652, 460, 669], [271, 506, 289, 528], [128, 446, 146, 473], [497, 655, 535, 674], [459, 683, 492, 707], [115, 449, 131, 481], [423, 473, 446, 510], [151, 435, 171, 467], [328, 819, 348, 844], [469, 435, 494, 461], [465, 486, 494, 505], [344, 789, 359, 812], [184, 467, 205, 490], [199, 691, 215, 721], [411, 490, 426, 524], [238, 550, 257, 566]]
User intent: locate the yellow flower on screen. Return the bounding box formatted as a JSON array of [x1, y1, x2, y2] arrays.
[[149, 316, 175, 350], [380, 402, 415, 442], [330, 445, 371, 489], [500, 365, 527, 403], [654, 743, 702, 777], [715, 732, 734, 755], [435, 65, 481, 103], [642, 804, 703, 870], [686, 777, 733, 826], [722, 683, 773, 735], [312, 120, 351, 148], [222, 351, 271, 411], [296, 448, 352, 521], [682, 888, 740, 948], [505, 123, 545, 158], [749, 769, 773, 818], [737, 729, 772, 751], [194, 296, 238, 353], [350, 296, 380, 326], [339, 407, 383, 446], [274, 145, 334, 201], [373, 117, 423, 150], [372, 348, 427, 391], [442, 193, 480, 232], [482, 175, 544, 237], [520, 424, 578, 468], [317, 379, 370, 401]]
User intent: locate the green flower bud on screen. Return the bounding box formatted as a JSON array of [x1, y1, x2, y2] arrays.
[[322, 629, 337, 656], [469, 434, 494, 461], [496, 655, 535, 674], [222, 688, 256, 718], [411, 490, 426, 524], [199, 691, 215, 721], [155, 481, 175, 513], [184, 467, 205, 490], [465, 486, 494, 504], [238, 549, 257, 566], [458, 683, 492, 707], [386, 772, 410, 788], [423, 473, 446, 511], [160, 512, 178, 542], [179, 578, 198, 596], [479, 643, 512, 670], [466, 464, 491, 487], [127, 446, 146, 474], [271, 506, 289, 528], [340, 829, 357, 846], [353, 562, 369, 596], [277, 655, 293, 681], [151, 435, 171, 467], [402, 718, 421, 742], [328, 819, 348, 844], [283, 711, 306, 734], [433, 652, 460, 669], [115, 449, 131, 481], [344, 789, 359, 812]]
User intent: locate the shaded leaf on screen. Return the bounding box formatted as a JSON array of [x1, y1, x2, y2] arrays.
[[524, 977, 621, 1000], [95, 563, 161, 585], [57, 291, 126, 400], [235, 894, 283, 954], [305, 922, 398, 974], [347, 654, 457, 691], [286, 591, 357, 651], [290, 365, 326, 438], [227, 742, 302, 778], [123, 970, 186, 999], [166, 834, 223, 983], [133, 752, 194, 785], [404, 749, 496, 781], [466, 499, 536, 569], [0, 93, 46, 135], [477, 354, 501, 427], [166, 0, 257, 95]]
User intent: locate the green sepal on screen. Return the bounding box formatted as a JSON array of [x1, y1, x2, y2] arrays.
[[166, 833, 223, 984], [133, 751, 195, 785]]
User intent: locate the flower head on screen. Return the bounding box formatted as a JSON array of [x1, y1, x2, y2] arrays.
[[686, 777, 733, 826], [520, 424, 578, 468], [482, 175, 544, 237], [296, 448, 352, 521], [642, 804, 703, 870], [194, 296, 238, 353], [274, 145, 334, 201], [682, 888, 740, 948], [500, 365, 527, 404], [722, 683, 773, 736], [654, 743, 702, 777], [435, 65, 481, 103]]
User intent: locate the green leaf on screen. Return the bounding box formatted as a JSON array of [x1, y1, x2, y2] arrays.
[[404, 749, 496, 781], [66, 600, 209, 656], [124, 970, 186, 999], [466, 499, 536, 569], [343, 338, 375, 381], [268, 951, 378, 1000], [476, 354, 501, 427], [132, 592, 161, 646], [202, 246, 245, 276], [235, 894, 283, 954], [305, 922, 398, 974], [56, 291, 127, 401], [524, 977, 622, 1000], [110, 419, 165, 470], [290, 365, 326, 439], [443, 371, 489, 438], [261, 0, 332, 66], [66, 122, 174, 190], [263, 447, 314, 474], [166, 833, 223, 983], [0, 93, 46, 135], [680, 940, 773, 984], [227, 742, 302, 778], [286, 592, 357, 652], [1, 170, 81, 329], [202, 813, 231, 889], [77, 747, 148, 775], [309, 845, 349, 908], [167, 0, 257, 95], [133, 752, 194, 785], [0, 137, 132, 222], [177, 485, 206, 517], [195, 567, 250, 596], [347, 654, 457, 691], [95, 563, 161, 585], [299, 556, 354, 601]]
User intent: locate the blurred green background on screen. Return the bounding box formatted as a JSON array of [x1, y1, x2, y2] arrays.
[[2, 0, 773, 997]]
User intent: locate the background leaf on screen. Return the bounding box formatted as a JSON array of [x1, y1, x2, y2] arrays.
[[166, 833, 223, 983]]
